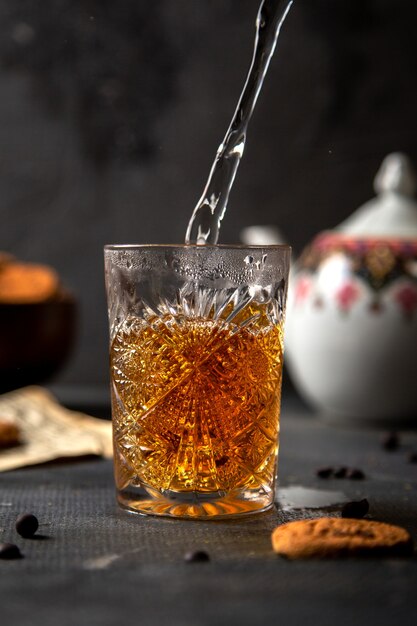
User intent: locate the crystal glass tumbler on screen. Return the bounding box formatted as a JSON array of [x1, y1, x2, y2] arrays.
[[104, 244, 290, 519]]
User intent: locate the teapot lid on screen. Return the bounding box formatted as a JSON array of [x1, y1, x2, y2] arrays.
[[335, 153, 417, 238]]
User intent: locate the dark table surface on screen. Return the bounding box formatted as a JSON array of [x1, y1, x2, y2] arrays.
[[1, 393, 416, 626]]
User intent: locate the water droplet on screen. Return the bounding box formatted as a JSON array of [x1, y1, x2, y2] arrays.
[[278, 486, 349, 511]]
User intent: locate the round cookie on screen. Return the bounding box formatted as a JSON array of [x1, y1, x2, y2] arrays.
[[0, 263, 59, 303], [271, 517, 413, 559]]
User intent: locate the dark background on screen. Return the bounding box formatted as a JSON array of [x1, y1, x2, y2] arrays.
[[0, 0, 416, 389]]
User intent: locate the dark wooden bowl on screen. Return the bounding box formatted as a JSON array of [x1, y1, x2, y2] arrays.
[[0, 291, 77, 393]]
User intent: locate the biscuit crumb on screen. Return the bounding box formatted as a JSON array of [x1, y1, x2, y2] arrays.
[[0, 419, 21, 448]]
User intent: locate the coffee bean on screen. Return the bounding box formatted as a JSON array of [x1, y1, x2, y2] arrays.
[[334, 467, 347, 479], [346, 468, 365, 480], [341, 498, 369, 519], [382, 432, 399, 451], [15, 513, 39, 538], [184, 550, 210, 563], [0, 543, 22, 560], [408, 452, 417, 464], [316, 467, 333, 479]]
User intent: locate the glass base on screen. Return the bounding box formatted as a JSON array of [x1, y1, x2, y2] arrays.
[[116, 485, 274, 520]]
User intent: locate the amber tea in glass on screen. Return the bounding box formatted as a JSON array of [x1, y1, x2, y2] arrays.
[[104, 244, 290, 519]]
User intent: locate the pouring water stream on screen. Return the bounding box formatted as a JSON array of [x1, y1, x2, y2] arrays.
[[185, 0, 293, 245]]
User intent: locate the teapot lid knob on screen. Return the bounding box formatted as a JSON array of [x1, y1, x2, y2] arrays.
[[335, 152, 417, 237], [374, 152, 416, 197]]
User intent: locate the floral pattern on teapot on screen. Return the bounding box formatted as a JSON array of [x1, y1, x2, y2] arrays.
[[294, 232, 417, 319]]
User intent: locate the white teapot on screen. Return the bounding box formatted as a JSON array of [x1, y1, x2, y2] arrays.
[[284, 153, 417, 424]]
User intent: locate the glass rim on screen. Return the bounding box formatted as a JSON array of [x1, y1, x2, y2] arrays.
[[104, 243, 291, 252]]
